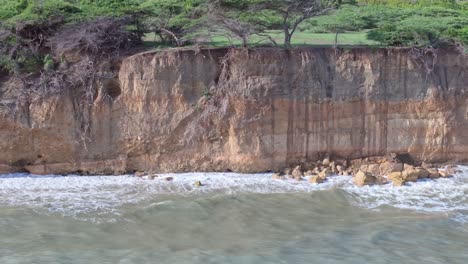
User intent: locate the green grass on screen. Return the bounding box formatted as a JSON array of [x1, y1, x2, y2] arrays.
[[143, 30, 380, 48]]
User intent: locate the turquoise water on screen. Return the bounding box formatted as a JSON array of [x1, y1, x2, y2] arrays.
[[1, 168, 467, 264]]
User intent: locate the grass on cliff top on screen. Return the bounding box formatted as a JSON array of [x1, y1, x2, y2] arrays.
[[143, 30, 381, 49]]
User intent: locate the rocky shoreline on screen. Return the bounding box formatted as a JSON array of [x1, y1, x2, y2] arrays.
[[129, 152, 460, 188], [270, 153, 459, 187]]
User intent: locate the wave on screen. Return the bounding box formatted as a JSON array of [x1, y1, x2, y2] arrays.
[[0, 166, 467, 223]]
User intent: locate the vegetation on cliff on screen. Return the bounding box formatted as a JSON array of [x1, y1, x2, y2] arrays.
[[0, 0, 466, 76]]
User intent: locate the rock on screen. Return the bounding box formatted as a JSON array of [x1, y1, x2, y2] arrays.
[[197, 95, 209, 107], [304, 170, 315, 176], [393, 179, 405, 187], [354, 170, 377, 186], [376, 176, 389, 185], [402, 169, 419, 182], [322, 158, 330, 166], [379, 162, 403, 175], [318, 168, 332, 179], [313, 167, 321, 174], [309, 175, 324, 184], [415, 168, 429, 179], [336, 165, 344, 173], [164, 177, 174, 182], [421, 162, 436, 169], [428, 169, 441, 179], [194, 180, 203, 187], [292, 166, 303, 178], [272, 173, 285, 180], [439, 166, 458, 177], [283, 168, 292, 176], [148, 174, 158, 180], [294, 175, 303, 181], [329, 161, 337, 173], [388, 171, 403, 182], [135, 171, 147, 177], [403, 164, 415, 171], [394, 153, 415, 166], [0, 164, 15, 174], [388, 169, 418, 186], [360, 164, 380, 175]]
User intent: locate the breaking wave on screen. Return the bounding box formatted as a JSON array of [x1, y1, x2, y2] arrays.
[[0, 166, 467, 223]]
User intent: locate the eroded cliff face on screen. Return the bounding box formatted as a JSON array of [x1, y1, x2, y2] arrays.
[[0, 48, 467, 174]]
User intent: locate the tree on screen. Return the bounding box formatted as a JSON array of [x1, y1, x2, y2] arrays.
[[201, 0, 260, 47], [139, 0, 199, 46], [253, 0, 335, 48]]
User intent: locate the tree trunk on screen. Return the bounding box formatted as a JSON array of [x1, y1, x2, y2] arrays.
[[334, 31, 339, 49], [160, 28, 181, 47], [241, 36, 248, 48], [284, 28, 292, 48], [157, 32, 165, 44]]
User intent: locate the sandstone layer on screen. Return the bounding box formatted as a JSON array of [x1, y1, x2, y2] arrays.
[[0, 47, 467, 174]]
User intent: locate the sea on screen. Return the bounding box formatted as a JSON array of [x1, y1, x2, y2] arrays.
[[1, 166, 467, 263]]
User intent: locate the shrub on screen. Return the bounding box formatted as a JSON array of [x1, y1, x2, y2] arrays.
[[368, 15, 468, 46]]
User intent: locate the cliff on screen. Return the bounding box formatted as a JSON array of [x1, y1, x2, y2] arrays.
[[0, 47, 467, 174]]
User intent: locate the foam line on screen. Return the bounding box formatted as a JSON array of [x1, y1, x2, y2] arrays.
[[0, 167, 467, 223]]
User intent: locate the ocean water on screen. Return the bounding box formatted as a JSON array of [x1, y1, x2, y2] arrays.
[[0, 167, 467, 264]]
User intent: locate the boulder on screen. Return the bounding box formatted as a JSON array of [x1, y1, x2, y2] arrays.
[[318, 168, 332, 179], [309, 175, 324, 184], [330, 161, 337, 173], [402, 169, 420, 182], [283, 168, 292, 176], [428, 169, 441, 179], [272, 173, 285, 180], [439, 170, 454, 178], [388, 171, 403, 182], [421, 162, 436, 169], [360, 164, 380, 175], [304, 170, 315, 176], [0, 164, 15, 174], [148, 175, 158, 180], [292, 166, 303, 178], [322, 158, 330, 166], [388, 172, 405, 186], [194, 180, 203, 187], [336, 165, 344, 173], [335, 159, 348, 167], [164, 177, 174, 182], [379, 162, 403, 175], [388, 169, 418, 186], [354, 170, 377, 186], [439, 166, 458, 178], [135, 171, 147, 177], [393, 179, 405, 187], [376, 176, 389, 185], [415, 168, 429, 179], [394, 153, 415, 166]]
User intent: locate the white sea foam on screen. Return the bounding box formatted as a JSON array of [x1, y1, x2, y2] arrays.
[[0, 167, 467, 222]]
